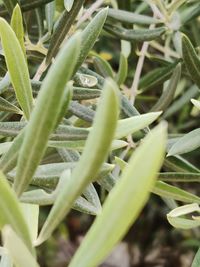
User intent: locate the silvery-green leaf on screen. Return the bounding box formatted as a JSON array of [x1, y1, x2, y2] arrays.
[[182, 34, 200, 89], [0, 18, 33, 119], [168, 128, 200, 156], [0, 172, 33, 253], [68, 123, 166, 267], [14, 33, 81, 196], [2, 226, 39, 267], [36, 78, 119, 245]]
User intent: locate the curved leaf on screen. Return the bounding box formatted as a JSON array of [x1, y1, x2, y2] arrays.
[[36, 78, 119, 245], [0, 18, 33, 119], [14, 33, 81, 196], [68, 123, 166, 267]]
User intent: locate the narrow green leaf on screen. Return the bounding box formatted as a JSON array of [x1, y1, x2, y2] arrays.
[[108, 8, 160, 25], [11, 4, 26, 57], [0, 130, 24, 173], [164, 155, 200, 173], [9, 162, 113, 190], [192, 247, 200, 267], [69, 101, 94, 122], [150, 63, 181, 112], [0, 97, 22, 114], [72, 87, 101, 100], [0, 172, 33, 253], [168, 128, 200, 156], [14, 33, 81, 196], [48, 139, 127, 151], [46, 0, 84, 64], [159, 172, 200, 182], [163, 85, 199, 118], [68, 123, 166, 267], [21, 204, 39, 242], [0, 18, 33, 119], [182, 34, 200, 89], [104, 24, 166, 42], [93, 56, 114, 78], [74, 8, 108, 73], [115, 53, 128, 85], [139, 63, 176, 92], [36, 78, 119, 245], [2, 226, 39, 267], [0, 121, 89, 140], [153, 181, 200, 204], [21, 189, 101, 215], [115, 112, 161, 139]]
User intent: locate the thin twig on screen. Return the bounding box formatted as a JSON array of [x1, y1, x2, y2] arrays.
[[33, 58, 47, 81], [130, 23, 155, 105], [77, 0, 105, 27]]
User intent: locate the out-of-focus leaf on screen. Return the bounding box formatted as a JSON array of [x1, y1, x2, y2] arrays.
[[191, 98, 200, 110], [0, 172, 33, 253], [2, 0, 17, 14], [2, 226, 39, 267], [68, 123, 166, 267], [0, 18, 33, 119], [168, 128, 200, 156], [0, 131, 24, 173], [0, 0, 54, 16], [192, 247, 200, 267], [14, 33, 81, 196], [0, 142, 12, 156], [45, 1, 55, 33], [180, 3, 200, 25], [64, 0, 74, 11], [167, 203, 200, 229], [0, 97, 22, 114], [21, 204, 39, 242], [48, 139, 127, 151], [36, 78, 119, 245]]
